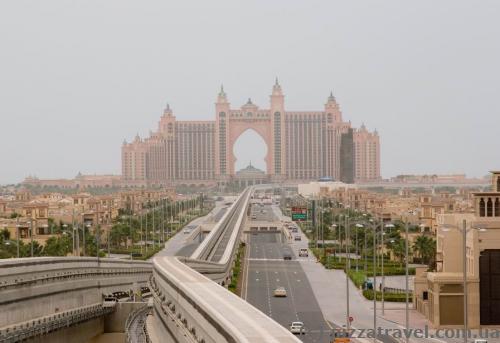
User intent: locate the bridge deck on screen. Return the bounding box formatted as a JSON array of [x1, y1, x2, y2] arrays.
[[154, 256, 301, 343]]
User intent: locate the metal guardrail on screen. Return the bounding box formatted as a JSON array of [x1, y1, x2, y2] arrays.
[[125, 305, 151, 343], [0, 303, 114, 343], [0, 257, 152, 291]]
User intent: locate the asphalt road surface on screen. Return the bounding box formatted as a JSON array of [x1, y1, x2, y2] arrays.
[[245, 232, 334, 343], [249, 203, 276, 222]]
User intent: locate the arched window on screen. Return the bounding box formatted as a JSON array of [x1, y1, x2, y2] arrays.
[[495, 198, 500, 217], [479, 198, 486, 217], [487, 198, 493, 217]]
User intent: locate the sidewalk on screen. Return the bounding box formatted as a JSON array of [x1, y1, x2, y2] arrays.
[[272, 205, 438, 343]]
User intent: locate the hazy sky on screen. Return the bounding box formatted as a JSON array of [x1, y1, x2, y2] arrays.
[[1, 1, 499, 184]]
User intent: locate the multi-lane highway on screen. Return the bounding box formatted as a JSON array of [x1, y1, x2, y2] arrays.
[[243, 202, 333, 343]]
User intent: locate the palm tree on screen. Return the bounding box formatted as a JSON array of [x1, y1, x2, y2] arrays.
[[390, 239, 406, 267], [413, 235, 436, 267]]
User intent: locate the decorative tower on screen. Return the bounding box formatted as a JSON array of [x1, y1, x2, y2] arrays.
[[158, 103, 176, 138], [270, 78, 285, 179], [215, 85, 230, 179], [325, 91, 342, 123]]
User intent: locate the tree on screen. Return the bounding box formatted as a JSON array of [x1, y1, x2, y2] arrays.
[[389, 239, 406, 267], [43, 235, 72, 256], [413, 235, 436, 267], [0, 228, 10, 241]]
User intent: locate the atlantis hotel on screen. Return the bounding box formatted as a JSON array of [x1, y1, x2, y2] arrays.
[[122, 81, 380, 187]]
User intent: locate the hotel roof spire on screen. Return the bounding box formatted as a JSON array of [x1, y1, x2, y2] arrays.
[[163, 102, 172, 116], [217, 84, 228, 103], [272, 77, 282, 96]]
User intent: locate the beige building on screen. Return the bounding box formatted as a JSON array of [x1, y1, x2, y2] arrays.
[[415, 171, 500, 328]]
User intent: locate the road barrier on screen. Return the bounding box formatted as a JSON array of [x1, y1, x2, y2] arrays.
[[0, 303, 113, 343]]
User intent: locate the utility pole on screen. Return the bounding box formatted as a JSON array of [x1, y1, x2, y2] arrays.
[[29, 219, 34, 257], [372, 219, 377, 343], [405, 219, 410, 343], [345, 214, 350, 331]]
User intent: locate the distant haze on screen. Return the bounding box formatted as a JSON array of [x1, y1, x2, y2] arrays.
[[0, 0, 499, 184]]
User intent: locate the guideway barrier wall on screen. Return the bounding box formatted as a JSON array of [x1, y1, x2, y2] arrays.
[[149, 186, 302, 343]]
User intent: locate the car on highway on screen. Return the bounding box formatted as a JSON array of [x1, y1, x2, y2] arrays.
[[291, 227, 298, 233], [102, 296, 118, 307], [290, 321, 305, 334], [333, 329, 351, 343], [112, 291, 131, 302], [273, 287, 287, 297], [251, 215, 257, 220], [183, 228, 191, 234], [294, 235, 301, 241], [283, 252, 292, 260], [298, 248, 308, 257]]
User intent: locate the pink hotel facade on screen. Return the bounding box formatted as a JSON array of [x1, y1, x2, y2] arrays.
[[122, 81, 380, 187]]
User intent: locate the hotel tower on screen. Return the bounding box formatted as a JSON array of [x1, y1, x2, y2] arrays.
[[122, 80, 380, 187]]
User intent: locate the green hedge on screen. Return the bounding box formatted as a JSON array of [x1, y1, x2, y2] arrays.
[[228, 243, 245, 293], [310, 249, 415, 276], [363, 290, 412, 302]]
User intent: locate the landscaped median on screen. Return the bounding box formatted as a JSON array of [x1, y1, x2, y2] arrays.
[[311, 248, 414, 302], [228, 242, 245, 295]]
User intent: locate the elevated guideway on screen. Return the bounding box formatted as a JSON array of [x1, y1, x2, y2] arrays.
[[149, 186, 302, 343], [0, 257, 152, 342]]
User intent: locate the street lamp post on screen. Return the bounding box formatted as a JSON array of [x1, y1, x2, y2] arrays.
[[145, 208, 148, 254], [404, 219, 410, 343], [82, 221, 86, 256], [85, 224, 91, 257], [62, 224, 69, 254], [345, 214, 351, 331], [382, 223, 395, 315], [362, 213, 368, 274], [332, 224, 338, 261], [355, 224, 364, 273], [140, 209, 143, 255], [152, 201, 156, 249], [355, 223, 359, 272], [15, 222, 20, 258], [371, 218, 377, 343], [29, 219, 34, 257]]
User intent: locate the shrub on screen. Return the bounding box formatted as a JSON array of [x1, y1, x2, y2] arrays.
[[363, 290, 412, 302]]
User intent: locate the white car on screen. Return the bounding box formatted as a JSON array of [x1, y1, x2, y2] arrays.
[[290, 321, 305, 334], [273, 287, 287, 297], [298, 248, 308, 257]]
